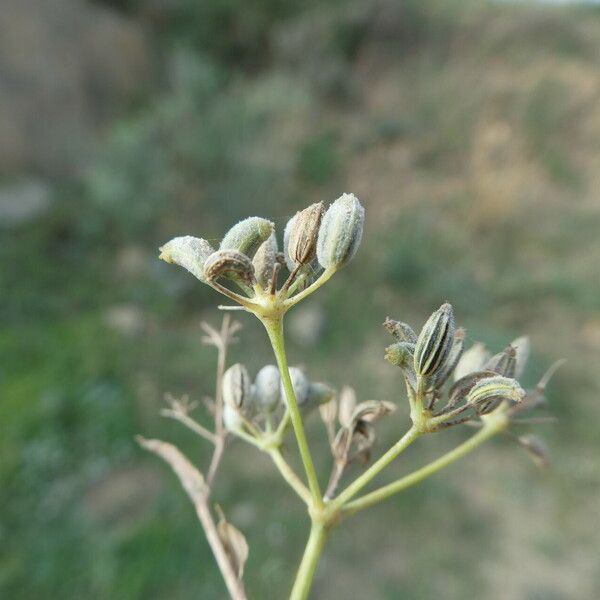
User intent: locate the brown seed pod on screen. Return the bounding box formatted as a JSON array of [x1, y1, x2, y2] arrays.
[[284, 202, 324, 269], [204, 250, 256, 286]]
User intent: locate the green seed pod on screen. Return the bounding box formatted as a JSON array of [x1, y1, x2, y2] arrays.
[[253, 365, 280, 412], [316, 193, 365, 270], [414, 303, 455, 378], [485, 345, 517, 378], [252, 232, 278, 289], [159, 236, 215, 283], [284, 202, 323, 269], [280, 367, 309, 406], [453, 342, 490, 381], [466, 376, 525, 415], [383, 317, 417, 343], [385, 342, 415, 369], [432, 328, 466, 387], [222, 363, 252, 411], [220, 217, 274, 258], [204, 250, 256, 286]]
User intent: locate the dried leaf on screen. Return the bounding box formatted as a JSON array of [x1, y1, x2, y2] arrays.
[[215, 506, 249, 579], [454, 342, 491, 381], [518, 435, 549, 469], [319, 398, 338, 425], [136, 437, 206, 503], [350, 400, 396, 425], [511, 335, 530, 379]]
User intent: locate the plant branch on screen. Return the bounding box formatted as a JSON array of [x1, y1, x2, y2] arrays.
[[160, 409, 217, 444], [268, 448, 313, 505], [262, 317, 324, 507], [289, 522, 329, 600], [137, 437, 247, 600], [341, 415, 509, 518], [283, 267, 336, 309], [330, 425, 421, 511]]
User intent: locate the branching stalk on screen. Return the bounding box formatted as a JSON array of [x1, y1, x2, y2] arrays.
[[342, 414, 508, 517]]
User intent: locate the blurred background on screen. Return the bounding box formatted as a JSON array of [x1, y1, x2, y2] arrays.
[[1, 0, 599, 598]]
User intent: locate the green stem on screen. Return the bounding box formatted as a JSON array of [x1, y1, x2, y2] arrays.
[[283, 267, 336, 309], [269, 449, 312, 505], [330, 425, 421, 511], [342, 417, 507, 518], [289, 522, 329, 600], [263, 317, 323, 506]]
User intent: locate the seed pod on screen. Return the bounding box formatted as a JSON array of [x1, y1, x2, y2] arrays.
[[446, 369, 498, 408], [204, 250, 256, 286], [220, 217, 274, 258], [159, 236, 215, 283], [253, 365, 280, 412], [305, 382, 335, 409], [385, 342, 415, 368], [284, 202, 323, 269], [432, 328, 465, 387], [337, 386, 357, 428], [222, 363, 252, 411], [511, 335, 530, 379], [319, 398, 338, 426], [383, 317, 417, 343], [223, 403, 244, 432], [414, 303, 455, 378], [453, 342, 491, 381], [465, 376, 525, 415], [252, 233, 278, 289], [316, 193, 365, 270], [280, 367, 310, 406], [485, 345, 517, 378]]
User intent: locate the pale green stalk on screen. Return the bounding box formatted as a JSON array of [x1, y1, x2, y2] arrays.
[[283, 267, 336, 309], [269, 448, 312, 505], [289, 523, 329, 600], [329, 425, 422, 511], [342, 413, 508, 517], [262, 317, 323, 506]]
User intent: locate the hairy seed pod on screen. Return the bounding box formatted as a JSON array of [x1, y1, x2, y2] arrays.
[[433, 328, 466, 387], [466, 376, 525, 415], [453, 342, 491, 381], [222, 363, 251, 411], [447, 369, 498, 408], [414, 303, 455, 378], [511, 335, 530, 379], [383, 317, 417, 343], [316, 193, 365, 270], [280, 367, 310, 406], [223, 403, 244, 432], [485, 345, 517, 378], [253, 365, 281, 412], [159, 236, 215, 283], [252, 233, 278, 288], [204, 250, 256, 286], [284, 202, 323, 269], [385, 342, 415, 368], [220, 217, 274, 258]]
